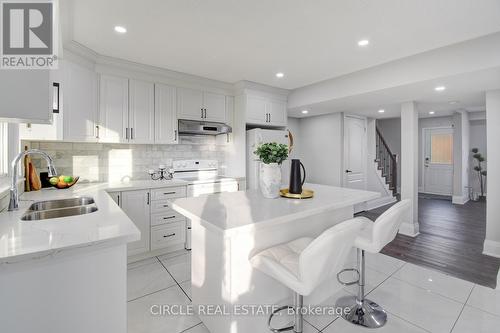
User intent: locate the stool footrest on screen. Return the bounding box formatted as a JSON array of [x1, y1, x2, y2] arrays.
[[336, 268, 360, 286], [268, 305, 295, 333]]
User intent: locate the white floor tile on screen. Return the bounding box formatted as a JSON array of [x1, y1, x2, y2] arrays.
[[341, 266, 390, 296], [303, 289, 351, 331], [452, 305, 500, 333], [181, 323, 210, 333], [127, 258, 177, 301], [128, 257, 158, 270], [157, 249, 190, 261], [323, 313, 428, 333], [159, 253, 191, 283], [466, 284, 500, 317], [392, 263, 474, 303], [369, 277, 463, 333], [128, 285, 200, 333], [180, 281, 192, 299], [364, 253, 406, 275]]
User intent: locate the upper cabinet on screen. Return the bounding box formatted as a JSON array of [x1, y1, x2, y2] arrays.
[[245, 94, 287, 127], [99, 74, 129, 143], [63, 61, 98, 142], [129, 80, 155, 144], [177, 87, 226, 123], [0, 70, 54, 123], [155, 84, 178, 144]]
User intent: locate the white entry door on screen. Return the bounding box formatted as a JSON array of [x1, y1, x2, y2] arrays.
[[423, 127, 454, 195], [343, 115, 367, 190]]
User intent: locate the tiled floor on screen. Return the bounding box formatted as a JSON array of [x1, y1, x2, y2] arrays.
[[127, 249, 500, 333]]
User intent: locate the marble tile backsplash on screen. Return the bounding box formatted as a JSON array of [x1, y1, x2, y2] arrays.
[[23, 136, 226, 183]]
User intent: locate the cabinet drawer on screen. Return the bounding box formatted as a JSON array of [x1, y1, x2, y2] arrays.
[[151, 222, 185, 251], [151, 212, 186, 226], [151, 187, 186, 201], [151, 200, 175, 213]]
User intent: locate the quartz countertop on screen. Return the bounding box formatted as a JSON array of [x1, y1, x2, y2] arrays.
[[171, 183, 380, 234], [0, 179, 190, 263]]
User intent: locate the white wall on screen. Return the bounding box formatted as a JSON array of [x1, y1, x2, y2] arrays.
[[286, 117, 302, 160], [484, 90, 500, 258], [469, 119, 487, 194], [293, 113, 343, 186]]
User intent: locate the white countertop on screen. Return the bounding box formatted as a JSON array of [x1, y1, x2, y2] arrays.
[[0, 179, 190, 263], [171, 183, 380, 234]]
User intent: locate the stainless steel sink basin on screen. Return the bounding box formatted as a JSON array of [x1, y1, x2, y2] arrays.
[[21, 205, 98, 221], [27, 197, 95, 211]]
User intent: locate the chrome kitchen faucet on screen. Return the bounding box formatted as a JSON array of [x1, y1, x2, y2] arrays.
[[8, 149, 57, 211]]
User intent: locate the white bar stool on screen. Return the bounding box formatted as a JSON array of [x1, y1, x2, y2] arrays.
[[250, 220, 364, 333], [336, 199, 411, 328]]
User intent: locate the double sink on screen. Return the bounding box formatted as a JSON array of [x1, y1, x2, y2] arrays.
[[21, 197, 98, 221]]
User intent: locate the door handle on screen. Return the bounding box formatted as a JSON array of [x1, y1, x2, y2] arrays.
[[125, 128, 129, 140], [130, 127, 134, 140]]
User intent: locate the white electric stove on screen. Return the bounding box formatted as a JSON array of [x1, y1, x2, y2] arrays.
[[172, 160, 239, 250]]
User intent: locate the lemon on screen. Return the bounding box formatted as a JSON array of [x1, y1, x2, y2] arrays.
[[49, 177, 58, 185]]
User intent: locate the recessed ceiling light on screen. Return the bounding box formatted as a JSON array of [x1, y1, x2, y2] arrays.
[[429, 111, 435, 115], [358, 39, 370, 47], [434, 86, 446, 92], [114, 26, 127, 34], [378, 109, 385, 113], [275, 72, 284, 78], [301, 110, 309, 114]]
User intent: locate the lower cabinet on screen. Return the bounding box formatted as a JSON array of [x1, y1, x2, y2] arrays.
[[108, 186, 187, 258], [120, 189, 151, 256]]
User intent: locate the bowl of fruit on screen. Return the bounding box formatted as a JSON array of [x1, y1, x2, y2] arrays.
[[48, 175, 79, 189]]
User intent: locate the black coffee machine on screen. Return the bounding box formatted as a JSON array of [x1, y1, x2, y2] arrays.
[[289, 159, 306, 194]]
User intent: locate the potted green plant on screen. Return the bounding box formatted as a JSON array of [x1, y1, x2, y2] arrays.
[[254, 142, 289, 198], [471, 147, 487, 200]]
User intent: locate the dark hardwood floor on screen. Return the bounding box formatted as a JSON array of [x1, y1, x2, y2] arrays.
[[357, 195, 500, 288]]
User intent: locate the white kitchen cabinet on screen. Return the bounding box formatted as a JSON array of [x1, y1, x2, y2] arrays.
[[245, 94, 287, 127], [107, 191, 121, 206], [267, 99, 287, 126], [177, 87, 226, 122], [155, 83, 178, 144], [63, 61, 98, 142], [203, 92, 226, 122], [99, 74, 129, 143], [0, 70, 53, 123], [129, 79, 155, 144], [121, 189, 151, 256], [177, 87, 204, 120]]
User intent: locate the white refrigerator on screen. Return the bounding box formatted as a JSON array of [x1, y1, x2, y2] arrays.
[[246, 128, 292, 190]]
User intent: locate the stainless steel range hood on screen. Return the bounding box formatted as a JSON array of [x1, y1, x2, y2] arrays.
[[178, 119, 232, 136]]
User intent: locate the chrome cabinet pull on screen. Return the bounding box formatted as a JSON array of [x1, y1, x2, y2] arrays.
[[130, 127, 134, 140], [125, 128, 129, 139], [163, 191, 176, 195], [163, 233, 176, 238], [117, 194, 120, 206], [147, 192, 150, 205], [163, 216, 176, 220]]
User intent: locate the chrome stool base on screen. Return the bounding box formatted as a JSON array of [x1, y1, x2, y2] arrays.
[[336, 295, 387, 328], [268, 293, 303, 333]]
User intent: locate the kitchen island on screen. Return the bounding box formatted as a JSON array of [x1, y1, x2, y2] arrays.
[[171, 183, 380, 333]]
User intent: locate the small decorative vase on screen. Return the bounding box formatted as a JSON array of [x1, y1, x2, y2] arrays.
[[259, 163, 281, 199]]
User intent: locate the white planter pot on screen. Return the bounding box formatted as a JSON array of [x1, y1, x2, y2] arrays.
[[259, 163, 281, 199]]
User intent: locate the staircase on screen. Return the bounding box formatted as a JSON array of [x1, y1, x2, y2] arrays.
[[375, 127, 398, 196]]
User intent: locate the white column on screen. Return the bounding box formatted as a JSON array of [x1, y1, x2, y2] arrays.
[[452, 111, 470, 204], [399, 102, 419, 236], [484, 90, 500, 258]]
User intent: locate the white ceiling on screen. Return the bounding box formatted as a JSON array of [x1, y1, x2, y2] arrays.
[[288, 67, 500, 119], [64, 0, 500, 89]]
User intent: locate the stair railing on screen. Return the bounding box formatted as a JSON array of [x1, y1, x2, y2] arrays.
[[375, 127, 398, 195]]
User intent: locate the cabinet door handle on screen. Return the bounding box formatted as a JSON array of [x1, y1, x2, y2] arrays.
[[147, 192, 150, 205], [163, 204, 170, 208], [201, 108, 204, 119], [204, 108, 207, 119], [269, 113, 271, 123], [125, 128, 129, 139], [130, 128, 134, 140], [174, 129, 178, 142], [163, 191, 176, 195], [117, 194, 120, 206], [96, 125, 100, 139], [163, 216, 176, 220], [163, 233, 176, 238]]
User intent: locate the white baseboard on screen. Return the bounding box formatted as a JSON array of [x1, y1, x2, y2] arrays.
[[452, 195, 469, 205], [483, 239, 500, 258], [365, 196, 397, 211], [399, 222, 420, 237]]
